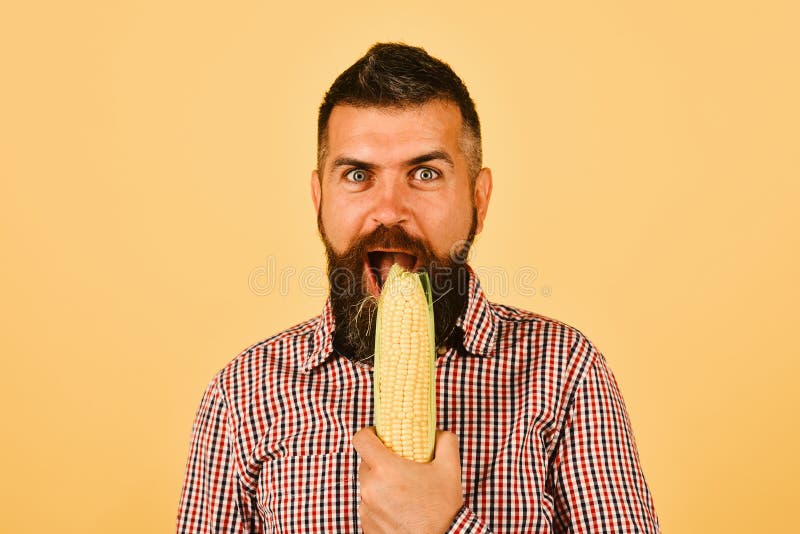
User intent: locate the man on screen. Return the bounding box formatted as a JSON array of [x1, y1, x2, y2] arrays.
[[177, 42, 660, 533]]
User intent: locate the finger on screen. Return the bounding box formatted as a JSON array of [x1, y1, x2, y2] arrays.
[[358, 455, 373, 486], [433, 429, 461, 468], [352, 426, 388, 468]]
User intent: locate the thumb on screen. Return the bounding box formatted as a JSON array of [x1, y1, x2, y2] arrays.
[[433, 429, 461, 468], [352, 426, 388, 468]]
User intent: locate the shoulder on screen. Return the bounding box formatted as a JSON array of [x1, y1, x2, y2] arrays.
[[487, 301, 608, 425], [208, 314, 321, 404], [491, 300, 600, 352], [489, 300, 602, 383]]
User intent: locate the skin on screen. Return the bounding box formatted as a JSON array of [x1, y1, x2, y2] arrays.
[[311, 100, 492, 275], [310, 99, 493, 533], [352, 428, 465, 534]]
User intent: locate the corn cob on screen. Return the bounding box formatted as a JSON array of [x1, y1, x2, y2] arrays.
[[373, 263, 437, 462]]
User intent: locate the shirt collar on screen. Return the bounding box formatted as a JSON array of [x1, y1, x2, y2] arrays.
[[453, 264, 499, 358], [302, 264, 497, 373]]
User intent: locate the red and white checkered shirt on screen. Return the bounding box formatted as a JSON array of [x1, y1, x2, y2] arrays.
[[177, 265, 659, 533]]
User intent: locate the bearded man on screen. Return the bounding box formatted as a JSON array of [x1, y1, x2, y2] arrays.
[[177, 42, 660, 533]]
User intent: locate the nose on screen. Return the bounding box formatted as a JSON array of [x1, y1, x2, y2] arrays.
[[370, 177, 410, 228]]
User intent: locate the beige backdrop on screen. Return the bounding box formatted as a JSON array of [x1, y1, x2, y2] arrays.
[[1, 1, 798, 532]]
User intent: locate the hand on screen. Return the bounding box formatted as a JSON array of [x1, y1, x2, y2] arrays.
[[352, 427, 464, 534]]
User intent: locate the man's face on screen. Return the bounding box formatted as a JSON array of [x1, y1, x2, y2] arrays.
[[311, 99, 492, 362]]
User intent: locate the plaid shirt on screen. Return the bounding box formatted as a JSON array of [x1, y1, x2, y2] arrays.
[[177, 265, 659, 533]]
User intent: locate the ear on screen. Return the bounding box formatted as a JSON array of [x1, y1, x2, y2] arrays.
[[473, 167, 493, 235], [311, 170, 321, 215]]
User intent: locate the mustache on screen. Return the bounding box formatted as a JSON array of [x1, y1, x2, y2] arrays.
[[324, 225, 476, 303], [324, 225, 440, 298], [337, 225, 434, 270]]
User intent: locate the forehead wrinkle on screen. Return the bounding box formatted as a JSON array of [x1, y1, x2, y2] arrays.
[[330, 146, 456, 173], [323, 102, 466, 175]]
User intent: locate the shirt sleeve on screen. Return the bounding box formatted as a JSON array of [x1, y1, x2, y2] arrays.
[[551, 352, 660, 533], [445, 504, 493, 533], [176, 377, 263, 534]]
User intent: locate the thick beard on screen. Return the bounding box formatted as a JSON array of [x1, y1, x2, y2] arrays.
[[318, 210, 477, 365]]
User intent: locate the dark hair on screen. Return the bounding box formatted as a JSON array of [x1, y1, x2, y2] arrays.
[[317, 42, 482, 182]]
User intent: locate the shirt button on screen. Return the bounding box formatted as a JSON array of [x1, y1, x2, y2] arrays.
[[437, 346, 447, 355]]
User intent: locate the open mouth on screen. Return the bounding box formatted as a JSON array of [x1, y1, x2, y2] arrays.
[[365, 249, 419, 296]]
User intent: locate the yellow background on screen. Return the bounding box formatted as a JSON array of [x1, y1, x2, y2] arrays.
[[1, 1, 797, 532]]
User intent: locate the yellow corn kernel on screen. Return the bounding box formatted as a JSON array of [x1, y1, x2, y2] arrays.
[[373, 263, 436, 462]]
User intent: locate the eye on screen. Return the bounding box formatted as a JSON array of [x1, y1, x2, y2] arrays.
[[345, 169, 369, 183], [413, 167, 440, 182]]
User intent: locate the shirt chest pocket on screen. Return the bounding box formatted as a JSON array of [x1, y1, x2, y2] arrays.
[[259, 451, 357, 533]]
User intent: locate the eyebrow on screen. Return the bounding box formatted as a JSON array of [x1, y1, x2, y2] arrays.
[[331, 150, 455, 172]]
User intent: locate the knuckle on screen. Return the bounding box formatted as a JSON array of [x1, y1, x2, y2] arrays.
[[359, 484, 373, 504]]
